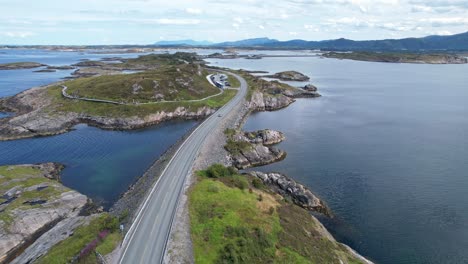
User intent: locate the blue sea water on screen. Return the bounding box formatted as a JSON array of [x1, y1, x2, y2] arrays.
[[0, 122, 197, 208], [207, 56, 468, 264]]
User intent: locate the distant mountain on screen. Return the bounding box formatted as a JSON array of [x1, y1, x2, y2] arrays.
[[260, 31, 468, 51], [215, 37, 279, 47], [154, 32, 468, 51], [154, 39, 213, 46]]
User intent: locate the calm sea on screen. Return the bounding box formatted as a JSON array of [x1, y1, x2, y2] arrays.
[[207, 56, 468, 264]]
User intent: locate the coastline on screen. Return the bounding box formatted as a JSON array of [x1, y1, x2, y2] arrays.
[[0, 81, 218, 141], [164, 71, 374, 263], [0, 64, 373, 262]]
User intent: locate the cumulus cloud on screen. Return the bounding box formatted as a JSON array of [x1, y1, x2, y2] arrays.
[[1, 0, 467, 44]]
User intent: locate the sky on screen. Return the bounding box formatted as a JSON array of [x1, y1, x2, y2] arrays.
[[1, 0, 467, 45]]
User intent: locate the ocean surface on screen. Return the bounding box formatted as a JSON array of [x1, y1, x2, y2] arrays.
[[207, 57, 468, 264], [0, 122, 197, 208]]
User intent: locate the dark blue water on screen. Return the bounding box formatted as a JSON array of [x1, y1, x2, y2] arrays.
[[208, 57, 468, 264], [0, 122, 197, 208], [0, 49, 148, 98]]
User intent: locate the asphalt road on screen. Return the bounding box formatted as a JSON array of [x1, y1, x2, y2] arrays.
[[119, 72, 247, 264]]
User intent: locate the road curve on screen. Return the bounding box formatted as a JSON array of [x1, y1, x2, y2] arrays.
[[119, 72, 247, 264]]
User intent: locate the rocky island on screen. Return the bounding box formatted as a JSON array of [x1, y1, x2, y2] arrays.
[[264, 70, 311, 81], [323, 51, 468, 64], [0, 62, 46, 70]]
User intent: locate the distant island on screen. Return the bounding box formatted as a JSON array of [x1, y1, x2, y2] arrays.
[[0, 62, 46, 70], [2, 31, 468, 52], [323, 51, 468, 64]]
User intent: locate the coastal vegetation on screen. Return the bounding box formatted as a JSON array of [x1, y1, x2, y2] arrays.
[[189, 164, 365, 264], [47, 85, 236, 118], [323, 51, 468, 64], [38, 213, 121, 264], [62, 63, 218, 103]]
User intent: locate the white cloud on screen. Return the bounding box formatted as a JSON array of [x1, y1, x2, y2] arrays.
[[233, 17, 244, 23], [185, 8, 202, 15], [155, 18, 200, 25], [3, 31, 35, 38]]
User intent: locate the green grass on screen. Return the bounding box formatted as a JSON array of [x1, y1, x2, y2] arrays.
[[224, 139, 253, 155], [227, 74, 241, 88], [38, 213, 120, 264], [47, 85, 237, 118], [65, 64, 218, 103], [95, 232, 122, 255], [189, 178, 280, 263], [190, 165, 367, 264]]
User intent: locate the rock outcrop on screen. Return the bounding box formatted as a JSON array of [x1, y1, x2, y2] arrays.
[[303, 84, 318, 92], [11, 215, 96, 264], [227, 129, 286, 169], [0, 163, 88, 263], [248, 171, 329, 215], [249, 91, 294, 111], [231, 144, 286, 169], [265, 71, 310, 81], [235, 129, 285, 145]]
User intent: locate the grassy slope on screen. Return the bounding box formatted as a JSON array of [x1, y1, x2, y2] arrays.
[[0, 165, 64, 226], [38, 213, 121, 264], [65, 64, 219, 103], [40, 53, 239, 118], [189, 165, 365, 264], [47, 86, 236, 118]]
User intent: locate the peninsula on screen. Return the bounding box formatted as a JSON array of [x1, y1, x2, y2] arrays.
[[0, 53, 236, 140]]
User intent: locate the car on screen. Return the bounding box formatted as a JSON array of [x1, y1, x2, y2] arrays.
[[218, 114, 222, 117]]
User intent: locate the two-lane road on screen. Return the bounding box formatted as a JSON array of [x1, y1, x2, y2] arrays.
[[119, 72, 247, 264]]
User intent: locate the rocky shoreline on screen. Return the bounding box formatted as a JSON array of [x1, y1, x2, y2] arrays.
[[0, 163, 94, 263], [0, 82, 216, 141], [165, 70, 373, 263], [226, 129, 287, 169]]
